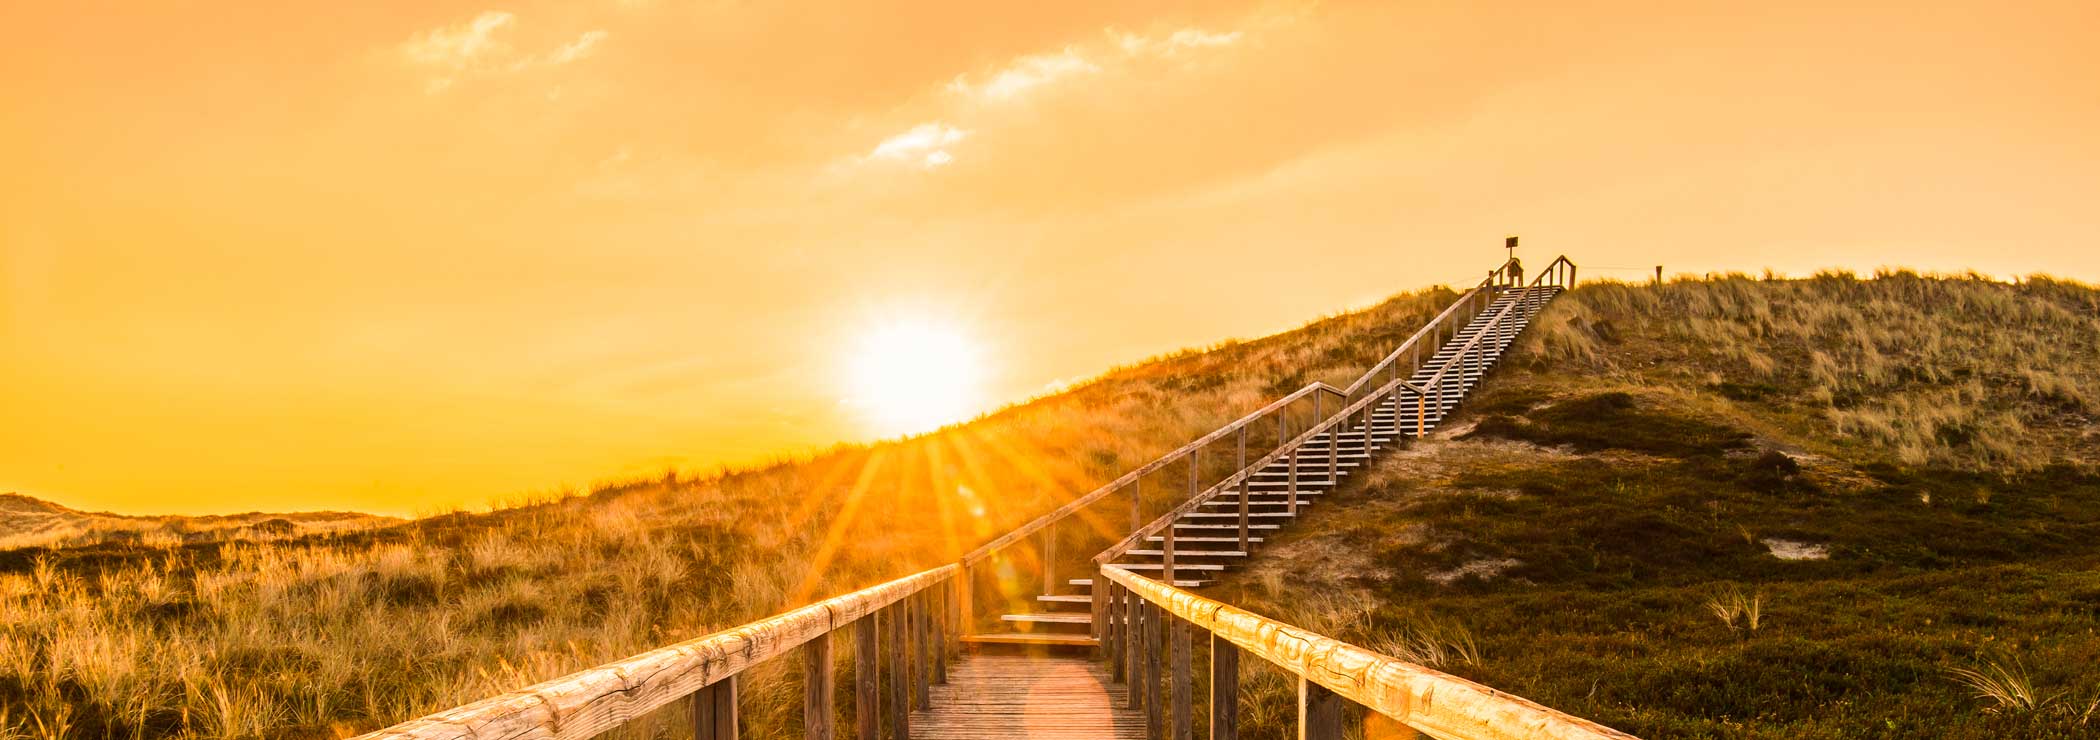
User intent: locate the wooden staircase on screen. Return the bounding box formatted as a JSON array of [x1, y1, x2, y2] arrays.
[[965, 284, 1565, 648]]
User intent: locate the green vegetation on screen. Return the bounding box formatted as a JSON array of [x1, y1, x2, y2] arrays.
[[1218, 272, 2100, 739]]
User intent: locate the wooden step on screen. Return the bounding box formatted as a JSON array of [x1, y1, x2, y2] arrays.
[[1036, 594, 1092, 605], [1147, 535, 1263, 543], [959, 633, 1099, 648], [1001, 612, 1093, 625], [1182, 511, 1300, 519], [1127, 549, 1247, 558], [1070, 577, 1211, 588], [1113, 562, 1228, 572]]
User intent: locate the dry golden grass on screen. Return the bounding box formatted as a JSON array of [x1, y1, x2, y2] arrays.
[[0, 287, 1458, 740], [1519, 270, 2100, 469]]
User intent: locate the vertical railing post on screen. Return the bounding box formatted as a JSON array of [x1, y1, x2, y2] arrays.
[[805, 632, 835, 740], [886, 605, 908, 740], [1162, 517, 1177, 586], [1210, 635, 1239, 740], [1237, 425, 1250, 553], [1286, 440, 1299, 516], [931, 586, 947, 685], [954, 563, 974, 638], [1146, 603, 1164, 740], [693, 675, 738, 740], [1298, 678, 1343, 740], [1171, 616, 1192, 740], [855, 615, 879, 740], [1041, 529, 1056, 597], [1125, 585, 1144, 711], [1106, 581, 1123, 679], [911, 595, 930, 710]]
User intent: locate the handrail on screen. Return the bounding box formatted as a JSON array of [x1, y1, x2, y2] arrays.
[[1093, 358, 1423, 564], [354, 565, 957, 740], [1410, 258, 1574, 430], [1100, 565, 1638, 740], [960, 380, 1345, 566], [964, 262, 1525, 569]]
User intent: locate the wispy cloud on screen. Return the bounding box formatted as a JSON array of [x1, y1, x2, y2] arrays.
[[946, 48, 1098, 101], [397, 12, 607, 93], [868, 123, 970, 169]]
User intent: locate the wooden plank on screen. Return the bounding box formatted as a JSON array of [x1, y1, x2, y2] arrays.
[[1170, 616, 1191, 740], [857, 617, 880, 740], [1101, 567, 1639, 740], [354, 566, 952, 740], [914, 593, 933, 708], [932, 586, 948, 685], [888, 605, 910, 740], [1124, 587, 1142, 708], [692, 676, 737, 740], [910, 654, 1142, 740], [806, 632, 835, 740], [1150, 605, 1167, 740], [1298, 678, 1341, 740], [1210, 636, 1238, 740]]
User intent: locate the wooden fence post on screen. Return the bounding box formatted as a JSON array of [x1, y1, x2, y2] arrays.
[[886, 606, 909, 740], [1162, 519, 1177, 586], [856, 616, 879, 740], [1298, 678, 1342, 740], [1106, 583, 1123, 679], [1131, 478, 1142, 533], [692, 676, 738, 740], [1041, 529, 1056, 597], [805, 632, 835, 740], [954, 563, 973, 638], [1145, 603, 1164, 740], [911, 595, 931, 709], [931, 586, 947, 684], [1126, 589, 1144, 711], [1210, 636, 1239, 740], [1171, 617, 1192, 740]]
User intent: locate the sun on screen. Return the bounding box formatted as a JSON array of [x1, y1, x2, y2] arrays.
[[846, 320, 985, 436]]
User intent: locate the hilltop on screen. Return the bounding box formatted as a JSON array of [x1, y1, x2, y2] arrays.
[[1215, 271, 2100, 739], [0, 492, 397, 551]]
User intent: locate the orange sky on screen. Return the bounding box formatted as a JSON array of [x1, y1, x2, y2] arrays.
[[4, 1, 2098, 517]]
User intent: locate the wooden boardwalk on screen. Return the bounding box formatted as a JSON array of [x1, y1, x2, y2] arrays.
[[910, 654, 1143, 740]]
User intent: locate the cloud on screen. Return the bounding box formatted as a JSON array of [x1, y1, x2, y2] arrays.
[[1113, 27, 1243, 57], [396, 12, 607, 93], [869, 123, 970, 169], [947, 48, 1098, 101]]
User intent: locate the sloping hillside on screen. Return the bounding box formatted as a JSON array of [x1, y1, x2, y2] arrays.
[[0, 286, 1457, 740], [1214, 272, 2100, 739], [0, 492, 396, 550]]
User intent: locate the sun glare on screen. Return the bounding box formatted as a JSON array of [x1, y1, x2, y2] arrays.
[[847, 320, 985, 436]]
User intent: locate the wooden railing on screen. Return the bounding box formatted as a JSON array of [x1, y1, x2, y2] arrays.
[[353, 566, 958, 740], [354, 256, 1585, 740], [1097, 565, 1635, 740], [954, 258, 1564, 633]]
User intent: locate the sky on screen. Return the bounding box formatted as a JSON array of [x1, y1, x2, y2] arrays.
[[3, 1, 2097, 517]]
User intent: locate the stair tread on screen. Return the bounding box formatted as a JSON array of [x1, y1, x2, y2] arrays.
[[960, 633, 1099, 647], [1001, 612, 1093, 624]]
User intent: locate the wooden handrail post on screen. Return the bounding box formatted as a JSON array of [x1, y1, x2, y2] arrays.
[[805, 632, 835, 740], [1125, 588, 1144, 710], [693, 676, 738, 740], [1145, 603, 1164, 740], [886, 605, 908, 739], [911, 596, 930, 709], [1171, 616, 1192, 740], [1236, 426, 1249, 553], [1162, 516, 1177, 586], [931, 586, 947, 684], [1286, 443, 1299, 516], [855, 616, 879, 740], [1106, 582, 1123, 678], [1210, 635, 1239, 740], [954, 564, 973, 638], [1298, 678, 1343, 740], [915, 593, 933, 705], [1041, 529, 1056, 597]]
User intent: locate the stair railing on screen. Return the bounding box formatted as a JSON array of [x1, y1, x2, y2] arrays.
[[1097, 564, 1639, 740], [353, 566, 958, 740], [1407, 256, 1577, 438], [954, 258, 1554, 635]]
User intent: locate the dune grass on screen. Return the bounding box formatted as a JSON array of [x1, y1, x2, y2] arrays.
[[1214, 271, 2100, 739], [0, 288, 1458, 740]]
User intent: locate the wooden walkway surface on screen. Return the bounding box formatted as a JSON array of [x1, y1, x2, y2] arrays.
[[910, 654, 1143, 740]]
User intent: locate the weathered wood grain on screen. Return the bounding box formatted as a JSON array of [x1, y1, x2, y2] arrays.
[[1210, 636, 1238, 740], [911, 654, 1142, 740], [353, 566, 952, 740], [1101, 566, 1638, 740], [857, 617, 880, 740], [806, 633, 834, 740], [691, 677, 736, 740]]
